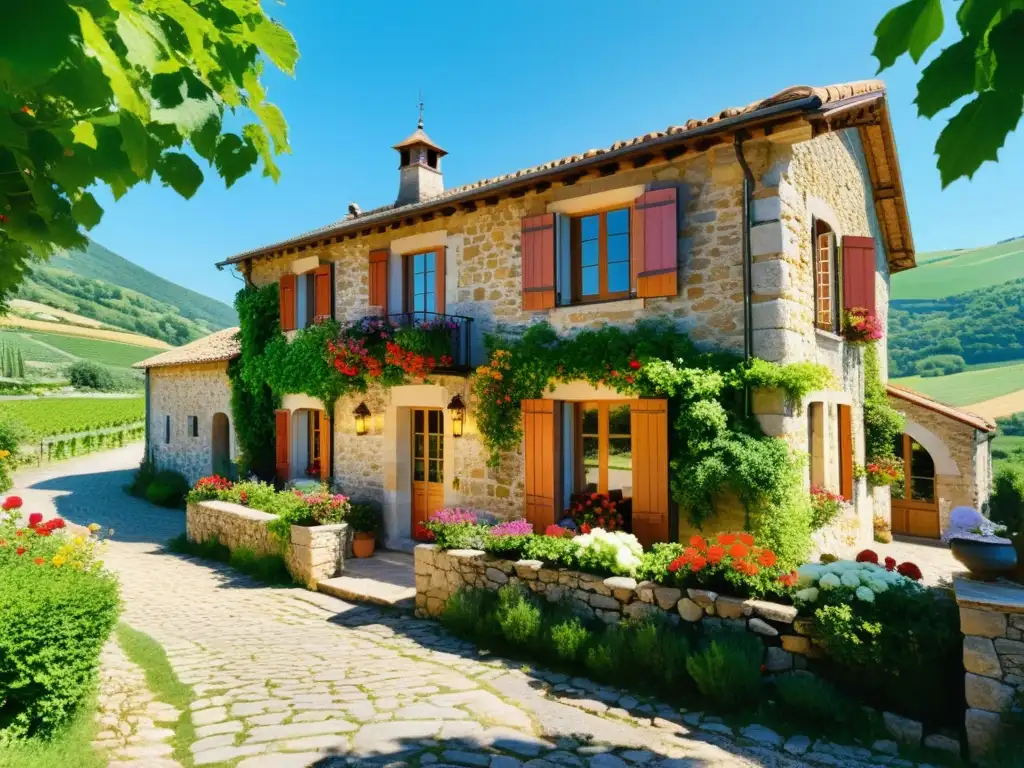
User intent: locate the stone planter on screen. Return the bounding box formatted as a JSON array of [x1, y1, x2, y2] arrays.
[[287, 522, 349, 588], [950, 539, 1018, 580]]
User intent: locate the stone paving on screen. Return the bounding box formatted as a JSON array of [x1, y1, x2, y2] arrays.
[[13, 447, 958, 768]]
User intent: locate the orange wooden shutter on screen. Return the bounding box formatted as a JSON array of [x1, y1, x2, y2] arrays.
[[634, 188, 678, 298], [521, 214, 556, 310], [434, 246, 446, 315], [630, 399, 669, 546], [319, 411, 331, 482], [279, 274, 296, 331], [369, 249, 389, 314], [842, 235, 876, 317], [522, 399, 561, 531], [838, 404, 853, 500], [313, 264, 332, 322], [274, 409, 290, 483]]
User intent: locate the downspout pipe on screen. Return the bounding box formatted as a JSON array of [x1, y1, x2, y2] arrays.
[[734, 132, 755, 418]]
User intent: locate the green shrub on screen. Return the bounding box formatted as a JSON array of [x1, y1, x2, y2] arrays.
[[144, 470, 189, 508], [346, 502, 381, 534], [990, 464, 1024, 535], [624, 615, 691, 690], [0, 559, 120, 739], [549, 617, 591, 663], [496, 585, 542, 647], [774, 673, 861, 730], [165, 534, 291, 585], [441, 588, 491, 638], [685, 631, 763, 712], [66, 360, 116, 391], [585, 629, 626, 682], [521, 534, 579, 567]]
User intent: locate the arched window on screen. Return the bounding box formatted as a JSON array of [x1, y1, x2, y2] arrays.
[[891, 433, 939, 538], [812, 218, 840, 332]]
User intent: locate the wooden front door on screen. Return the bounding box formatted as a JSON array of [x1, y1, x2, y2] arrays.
[[411, 408, 444, 529], [891, 433, 940, 538]]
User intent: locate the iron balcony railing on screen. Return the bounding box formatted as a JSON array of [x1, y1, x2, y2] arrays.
[[386, 312, 474, 373]]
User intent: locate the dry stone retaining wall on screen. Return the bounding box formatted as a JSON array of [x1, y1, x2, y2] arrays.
[[186, 500, 348, 589], [414, 543, 817, 671]]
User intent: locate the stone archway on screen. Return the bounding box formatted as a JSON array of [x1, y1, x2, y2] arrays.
[[891, 420, 961, 539], [211, 412, 231, 477]]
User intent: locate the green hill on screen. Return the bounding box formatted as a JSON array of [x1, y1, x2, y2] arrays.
[[15, 239, 237, 346], [891, 236, 1024, 300]]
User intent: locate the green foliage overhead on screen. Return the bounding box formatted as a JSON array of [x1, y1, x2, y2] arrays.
[[874, 0, 1024, 185], [0, 0, 298, 304]]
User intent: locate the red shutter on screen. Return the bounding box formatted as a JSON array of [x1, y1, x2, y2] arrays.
[[369, 249, 389, 314], [521, 214, 556, 310], [631, 399, 669, 546], [523, 399, 561, 531], [634, 188, 678, 298], [274, 409, 290, 484], [842, 235, 876, 317], [838, 404, 854, 501], [434, 246, 446, 315], [279, 274, 296, 331], [313, 264, 332, 322]]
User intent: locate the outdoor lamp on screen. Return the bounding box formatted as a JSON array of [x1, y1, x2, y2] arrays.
[[448, 394, 466, 438], [353, 402, 371, 436]]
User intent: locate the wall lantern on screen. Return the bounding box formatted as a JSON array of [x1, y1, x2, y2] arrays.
[[447, 394, 466, 438], [353, 402, 371, 436]]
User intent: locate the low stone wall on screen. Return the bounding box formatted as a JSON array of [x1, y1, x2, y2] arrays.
[[414, 544, 818, 671], [186, 500, 348, 589], [955, 577, 1024, 760]]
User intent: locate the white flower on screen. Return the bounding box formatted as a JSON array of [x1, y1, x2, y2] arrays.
[[795, 587, 819, 603], [841, 570, 863, 588], [819, 573, 842, 589], [855, 586, 875, 603], [868, 578, 888, 594]]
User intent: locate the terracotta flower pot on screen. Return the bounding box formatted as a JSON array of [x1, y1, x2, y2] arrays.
[[950, 539, 1018, 579], [352, 531, 376, 558]]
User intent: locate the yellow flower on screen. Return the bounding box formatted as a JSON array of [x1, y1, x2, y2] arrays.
[[52, 555, 65, 567], [73, 536, 85, 545], [87, 523, 100, 533], [0, 450, 9, 459]]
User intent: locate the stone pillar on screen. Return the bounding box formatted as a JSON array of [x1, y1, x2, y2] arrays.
[[955, 577, 1024, 760]]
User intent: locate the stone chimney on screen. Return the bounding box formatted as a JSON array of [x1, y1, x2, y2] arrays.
[[393, 116, 446, 206]]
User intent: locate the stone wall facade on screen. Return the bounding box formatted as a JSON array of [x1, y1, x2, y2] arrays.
[[186, 500, 348, 589], [956, 577, 1024, 760], [148, 362, 237, 485], [239, 125, 893, 547], [414, 543, 817, 672], [888, 393, 992, 534]]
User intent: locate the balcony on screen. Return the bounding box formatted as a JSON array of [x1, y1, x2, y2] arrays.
[[387, 312, 474, 374]]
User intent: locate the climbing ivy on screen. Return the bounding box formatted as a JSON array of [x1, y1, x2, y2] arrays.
[[863, 343, 906, 461], [472, 321, 829, 557]]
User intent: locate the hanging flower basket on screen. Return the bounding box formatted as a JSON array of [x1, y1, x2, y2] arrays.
[[843, 307, 883, 344]]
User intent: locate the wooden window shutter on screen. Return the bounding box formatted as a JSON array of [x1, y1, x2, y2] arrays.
[[521, 214, 556, 310], [319, 411, 331, 482], [279, 273, 296, 331], [815, 231, 835, 330], [838, 404, 854, 500], [369, 249, 389, 314], [522, 399, 561, 531], [434, 246, 446, 315], [841, 235, 877, 318], [633, 188, 678, 298], [313, 264, 333, 322], [630, 399, 669, 547], [274, 409, 290, 483]]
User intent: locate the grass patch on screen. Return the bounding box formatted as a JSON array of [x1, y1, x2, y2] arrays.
[[115, 623, 194, 766], [0, 696, 106, 768], [167, 533, 293, 585], [891, 363, 1024, 406]]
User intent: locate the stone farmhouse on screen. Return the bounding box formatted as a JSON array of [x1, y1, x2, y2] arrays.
[[137, 79, 994, 550]]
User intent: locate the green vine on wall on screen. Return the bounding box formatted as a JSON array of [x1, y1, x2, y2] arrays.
[[863, 343, 905, 462], [472, 321, 833, 564]]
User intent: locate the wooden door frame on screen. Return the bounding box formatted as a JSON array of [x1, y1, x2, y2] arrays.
[[891, 433, 940, 538], [411, 407, 445, 529]]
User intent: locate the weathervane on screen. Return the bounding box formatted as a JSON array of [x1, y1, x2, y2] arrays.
[[417, 90, 424, 130]]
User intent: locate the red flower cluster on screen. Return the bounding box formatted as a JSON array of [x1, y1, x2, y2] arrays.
[[413, 521, 435, 542], [384, 342, 451, 379], [843, 307, 883, 343], [3, 495, 23, 511], [667, 531, 782, 582], [195, 475, 232, 493], [864, 457, 902, 487], [565, 492, 625, 532], [857, 549, 923, 581], [778, 570, 799, 588], [328, 336, 378, 377], [26, 513, 65, 537], [544, 524, 575, 538]]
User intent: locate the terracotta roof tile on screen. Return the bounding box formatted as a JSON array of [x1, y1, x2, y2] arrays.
[[886, 384, 996, 433], [220, 80, 905, 267], [133, 327, 240, 370]]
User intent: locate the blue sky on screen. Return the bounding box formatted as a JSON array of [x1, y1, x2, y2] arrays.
[[88, 0, 1024, 307]]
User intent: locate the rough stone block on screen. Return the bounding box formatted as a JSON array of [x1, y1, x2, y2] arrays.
[[750, 600, 798, 624], [882, 712, 922, 746], [635, 581, 656, 604], [590, 594, 620, 611], [715, 596, 752, 619], [747, 618, 778, 637], [653, 587, 681, 611], [677, 598, 703, 622], [964, 636, 1002, 678], [686, 589, 717, 608], [485, 568, 508, 585], [960, 607, 1007, 638], [780, 635, 810, 655], [965, 708, 1003, 760], [965, 673, 1015, 712], [763, 647, 792, 672]]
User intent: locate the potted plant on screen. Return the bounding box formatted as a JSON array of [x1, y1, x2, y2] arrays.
[[942, 506, 1017, 579], [348, 502, 381, 558]]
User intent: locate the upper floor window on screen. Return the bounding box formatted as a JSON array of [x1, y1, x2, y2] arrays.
[[813, 219, 839, 333], [572, 207, 630, 302], [406, 250, 437, 315], [279, 265, 332, 332]]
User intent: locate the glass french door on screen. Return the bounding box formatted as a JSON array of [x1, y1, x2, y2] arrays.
[[411, 409, 444, 529], [891, 433, 939, 538]]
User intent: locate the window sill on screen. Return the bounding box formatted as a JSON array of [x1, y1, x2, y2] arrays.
[[814, 328, 843, 344], [549, 297, 645, 319]]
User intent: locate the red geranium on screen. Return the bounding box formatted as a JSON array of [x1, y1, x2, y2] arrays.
[[28, 512, 42, 528], [629, 359, 641, 370], [896, 561, 923, 581], [690, 535, 707, 550], [3, 496, 23, 510], [856, 549, 879, 564], [778, 570, 798, 588], [739, 532, 755, 547], [706, 545, 725, 564], [884, 556, 897, 571], [728, 542, 749, 559], [15, 546, 25, 555], [33, 557, 43, 565], [716, 533, 737, 546], [413, 521, 435, 542], [758, 549, 777, 567], [690, 555, 707, 572]]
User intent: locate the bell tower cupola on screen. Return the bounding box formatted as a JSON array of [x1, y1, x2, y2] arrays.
[[394, 99, 446, 205]]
